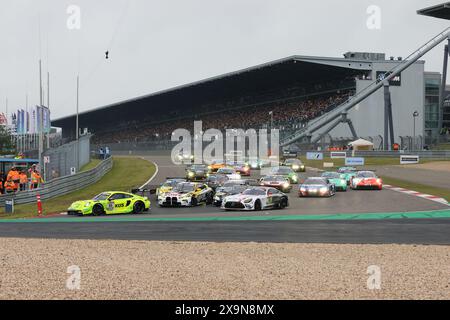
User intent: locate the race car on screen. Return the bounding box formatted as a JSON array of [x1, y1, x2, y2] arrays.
[[186, 164, 209, 180], [270, 166, 299, 184], [205, 174, 229, 191], [216, 167, 241, 180], [350, 171, 383, 190], [176, 152, 194, 164], [158, 182, 214, 207], [321, 171, 347, 191], [298, 177, 336, 197], [213, 180, 249, 206], [337, 167, 358, 185], [231, 161, 251, 176], [67, 191, 151, 216], [221, 187, 289, 211], [282, 158, 306, 172], [259, 175, 292, 193], [208, 160, 226, 173], [156, 178, 186, 196]]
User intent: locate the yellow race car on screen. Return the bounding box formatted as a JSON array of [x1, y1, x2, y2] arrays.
[[156, 178, 187, 196], [68, 191, 151, 216]]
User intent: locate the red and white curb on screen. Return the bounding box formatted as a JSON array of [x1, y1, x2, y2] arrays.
[[384, 185, 449, 206]]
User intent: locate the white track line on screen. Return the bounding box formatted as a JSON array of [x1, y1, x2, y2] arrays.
[[139, 158, 159, 189]]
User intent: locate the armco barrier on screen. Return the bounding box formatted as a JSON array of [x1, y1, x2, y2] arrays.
[[0, 157, 113, 207]]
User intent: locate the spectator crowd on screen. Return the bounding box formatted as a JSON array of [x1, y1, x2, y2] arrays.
[[92, 87, 353, 145]]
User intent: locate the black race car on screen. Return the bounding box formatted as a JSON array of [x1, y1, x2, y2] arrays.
[[213, 180, 249, 207], [205, 174, 229, 190], [186, 164, 209, 181]]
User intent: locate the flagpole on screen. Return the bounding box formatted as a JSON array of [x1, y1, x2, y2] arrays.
[[47, 71, 50, 148], [39, 59, 43, 172]]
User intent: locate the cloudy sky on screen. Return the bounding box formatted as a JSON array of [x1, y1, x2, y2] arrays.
[[0, 0, 449, 120]]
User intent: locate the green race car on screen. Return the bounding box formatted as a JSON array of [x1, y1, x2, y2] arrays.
[[337, 167, 358, 185], [270, 166, 299, 184], [321, 172, 347, 191], [283, 158, 306, 172], [68, 191, 151, 216]]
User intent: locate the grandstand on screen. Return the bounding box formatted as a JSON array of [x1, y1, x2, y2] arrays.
[[52, 52, 431, 150]]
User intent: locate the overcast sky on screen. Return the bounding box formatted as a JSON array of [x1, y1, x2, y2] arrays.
[[0, 0, 449, 120]]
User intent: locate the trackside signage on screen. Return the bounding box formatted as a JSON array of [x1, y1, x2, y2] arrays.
[[307, 152, 323, 160], [400, 155, 419, 165], [330, 152, 347, 159], [345, 157, 365, 166]]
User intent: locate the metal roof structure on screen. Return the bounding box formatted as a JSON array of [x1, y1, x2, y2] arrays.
[[52, 55, 372, 124], [418, 2, 450, 20]]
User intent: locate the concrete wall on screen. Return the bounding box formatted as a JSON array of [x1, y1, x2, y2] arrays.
[[329, 61, 425, 141]]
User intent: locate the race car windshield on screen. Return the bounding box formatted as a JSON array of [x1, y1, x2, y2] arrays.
[[218, 169, 234, 174], [263, 176, 286, 182], [272, 167, 293, 174], [162, 181, 180, 187], [338, 167, 356, 173], [223, 182, 244, 188], [322, 172, 341, 179], [243, 188, 266, 196], [93, 193, 111, 201], [174, 184, 195, 192], [357, 172, 377, 178], [190, 165, 206, 170], [220, 185, 245, 193], [303, 179, 326, 186], [285, 159, 301, 164]]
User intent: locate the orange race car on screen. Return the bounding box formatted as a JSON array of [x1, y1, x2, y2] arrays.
[[208, 160, 226, 173]]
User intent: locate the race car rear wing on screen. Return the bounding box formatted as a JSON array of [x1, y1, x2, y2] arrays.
[[131, 188, 157, 197]]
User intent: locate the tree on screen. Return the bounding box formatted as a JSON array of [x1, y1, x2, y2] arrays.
[[0, 125, 15, 155]]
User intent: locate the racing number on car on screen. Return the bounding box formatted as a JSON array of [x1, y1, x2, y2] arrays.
[[108, 201, 114, 211]]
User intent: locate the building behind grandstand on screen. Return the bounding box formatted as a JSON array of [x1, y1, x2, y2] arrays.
[[52, 52, 445, 150]]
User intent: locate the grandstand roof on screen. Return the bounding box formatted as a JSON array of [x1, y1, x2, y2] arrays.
[[52, 55, 380, 135], [418, 2, 450, 20]]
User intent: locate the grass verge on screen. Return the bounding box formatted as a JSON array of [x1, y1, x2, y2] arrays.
[[0, 157, 156, 219], [80, 158, 102, 172], [380, 176, 450, 202]]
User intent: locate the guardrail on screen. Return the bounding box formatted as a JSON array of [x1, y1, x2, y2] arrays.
[[0, 157, 113, 207]]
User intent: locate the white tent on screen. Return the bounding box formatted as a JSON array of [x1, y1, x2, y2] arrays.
[[348, 138, 374, 151]]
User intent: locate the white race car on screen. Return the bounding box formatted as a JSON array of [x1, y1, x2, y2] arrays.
[[158, 182, 214, 207], [216, 167, 241, 180], [221, 187, 289, 211]]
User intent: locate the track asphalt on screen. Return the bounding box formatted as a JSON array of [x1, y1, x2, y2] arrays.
[[1, 155, 449, 244]]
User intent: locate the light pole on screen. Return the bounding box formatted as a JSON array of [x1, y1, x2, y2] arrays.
[[413, 111, 419, 150], [269, 111, 273, 131]]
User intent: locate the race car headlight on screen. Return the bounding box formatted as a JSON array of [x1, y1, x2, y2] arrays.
[[84, 202, 91, 207], [188, 171, 195, 177], [300, 187, 306, 192], [243, 198, 253, 204], [320, 187, 328, 193], [292, 175, 298, 182], [292, 165, 300, 170], [376, 179, 382, 184], [208, 165, 212, 170], [190, 155, 194, 160], [283, 182, 290, 189]]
